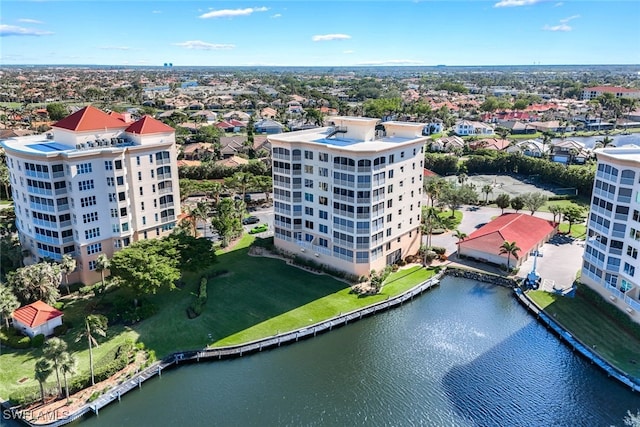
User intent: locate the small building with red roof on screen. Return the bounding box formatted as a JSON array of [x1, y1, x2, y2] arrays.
[[12, 300, 63, 338], [458, 213, 557, 268]]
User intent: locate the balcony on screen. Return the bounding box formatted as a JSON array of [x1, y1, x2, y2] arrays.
[[596, 170, 618, 183], [27, 186, 53, 196], [275, 207, 291, 215], [333, 179, 354, 188], [157, 173, 172, 181], [333, 223, 354, 233], [52, 171, 65, 179], [334, 194, 354, 204], [37, 248, 62, 261], [54, 187, 68, 196], [273, 153, 290, 161], [158, 186, 173, 195], [273, 167, 290, 175], [357, 166, 372, 173], [333, 209, 354, 218], [59, 220, 72, 228], [357, 182, 371, 189], [357, 198, 371, 204], [160, 202, 174, 210], [160, 215, 176, 224], [157, 157, 171, 165], [25, 170, 50, 179], [588, 220, 609, 235], [30, 202, 55, 213], [334, 164, 355, 173], [583, 253, 605, 270], [35, 234, 60, 245], [33, 218, 57, 228]]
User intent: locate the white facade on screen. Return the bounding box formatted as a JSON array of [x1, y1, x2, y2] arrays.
[[13, 314, 62, 338], [268, 117, 426, 278], [454, 120, 495, 136], [581, 146, 640, 323], [1, 109, 181, 285]]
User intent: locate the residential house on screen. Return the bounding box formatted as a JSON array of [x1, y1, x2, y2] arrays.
[[430, 136, 465, 152], [254, 119, 285, 135], [215, 155, 249, 168], [182, 142, 215, 160], [470, 138, 511, 151], [505, 139, 548, 158], [550, 139, 590, 164], [454, 120, 494, 136], [499, 121, 536, 135]]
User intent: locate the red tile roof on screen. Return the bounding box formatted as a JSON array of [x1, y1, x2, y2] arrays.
[[53, 106, 129, 131], [460, 213, 556, 258], [12, 300, 63, 328], [125, 115, 174, 135], [423, 168, 439, 177]]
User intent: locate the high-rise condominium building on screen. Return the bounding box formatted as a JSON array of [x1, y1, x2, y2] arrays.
[[581, 146, 640, 322], [268, 117, 427, 278], [1, 106, 181, 284]]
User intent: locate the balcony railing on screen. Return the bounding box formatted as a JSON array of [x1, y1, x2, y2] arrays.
[[357, 198, 371, 204], [159, 187, 173, 195], [157, 157, 171, 165], [33, 218, 57, 228], [157, 173, 172, 181], [333, 209, 354, 218], [160, 215, 176, 224], [27, 186, 53, 196], [159, 202, 174, 210], [30, 202, 55, 213], [25, 170, 50, 179]]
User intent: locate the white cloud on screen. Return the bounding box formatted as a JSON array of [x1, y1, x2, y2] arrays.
[[553, 2, 563, 7], [271, 13, 282, 18], [0, 24, 53, 37], [312, 34, 351, 42], [543, 23, 572, 32], [172, 40, 235, 50], [152, 10, 162, 14], [494, 0, 540, 8], [559, 14, 580, 23], [357, 59, 424, 66], [99, 46, 132, 51], [18, 19, 44, 24], [199, 7, 268, 19], [343, 50, 354, 54], [543, 15, 579, 31]]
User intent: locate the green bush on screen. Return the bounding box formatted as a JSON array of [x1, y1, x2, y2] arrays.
[[31, 334, 45, 348], [430, 246, 446, 255], [88, 391, 101, 402], [3, 334, 32, 349], [52, 301, 65, 310], [53, 323, 69, 336], [188, 277, 209, 318]]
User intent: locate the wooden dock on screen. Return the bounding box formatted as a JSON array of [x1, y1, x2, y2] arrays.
[[514, 287, 640, 393], [13, 273, 443, 426]]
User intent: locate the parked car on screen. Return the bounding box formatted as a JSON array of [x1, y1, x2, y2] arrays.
[[249, 224, 268, 234], [242, 216, 260, 225]]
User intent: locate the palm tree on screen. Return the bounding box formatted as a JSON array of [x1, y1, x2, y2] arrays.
[[254, 175, 273, 203], [421, 207, 443, 249], [453, 229, 468, 258], [77, 314, 108, 386], [457, 173, 468, 186], [95, 254, 110, 294], [499, 241, 521, 271], [34, 359, 53, 404], [481, 184, 493, 204], [60, 254, 76, 295], [43, 337, 67, 396], [59, 352, 77, 402], [549, 204, 563, 223], [595, 136, 615, 149], [207, 182, 224, 207], [224, 171, 255, 201], [0, 284, 19, 329], [192, 201, 210, 238]]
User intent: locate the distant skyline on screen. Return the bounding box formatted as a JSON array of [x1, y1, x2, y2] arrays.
[[1, 1, 639, 67]]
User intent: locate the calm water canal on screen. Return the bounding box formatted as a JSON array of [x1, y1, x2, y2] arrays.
[[75, 277, 638, 426]]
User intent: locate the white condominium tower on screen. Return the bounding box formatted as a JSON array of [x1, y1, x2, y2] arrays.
[[1, 106, 181, 284], [582, 146, 640, 322], [268, 117, 427, 277]]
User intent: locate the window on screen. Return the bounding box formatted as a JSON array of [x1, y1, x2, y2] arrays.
[[304, 150, 314, 160], [108, 193, 117, 203], [112, 224, 120, 233], [627, 245, 638, 259], [319, 210, 328, 220], [304, 220, 314, 230], [623, 262, 635, 277], [88, 260, 97, 271], [82, 212, 98, 223], [319, 153, 328, 162], [78, 180, 94, 191], [106, 177, 115, 187], [305, 207, 314, 216], [105, 161, 113, 170], [141, 202, 145, 211], [388, 184, 393, 193], [305, 179, 314, 188], [120, 207, 127, 217], [80, 196, 96, 207], [304, 165, 313, 174], [319, 168, 329, 177], [114, 160, 122, 170], [142, 216, 146, 225], [319, 196, 328, 206], [304, 193, 314, 202], [319, 224, 328, 233], [136, 156, 141, 166], [111, 208, 118, 218], [118, 192, 126, 202], [400, 151, 404, 158], [138, 171, 142, 181], [116, 176, 124, 186], [87, 243, 102, 255], [387, 200, 393, 208], [151, 170, 155, 178], [76, 163, 92, 174], [139, 187, 144, 196], [85, 227, 101, 239], [388, 170, 394, 179], [389, 154, 395, 163]]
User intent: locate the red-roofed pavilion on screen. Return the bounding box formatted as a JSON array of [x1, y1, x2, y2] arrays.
[[458, 213, 557, 268], [12, 300, 63, 338]]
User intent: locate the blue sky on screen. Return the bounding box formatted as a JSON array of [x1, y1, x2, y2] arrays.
[[1, 1, 639, 66]]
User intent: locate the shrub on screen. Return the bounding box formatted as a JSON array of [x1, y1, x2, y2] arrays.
[[13, 336, 31, 349], [430, 246, 446, 255], [53, 323, 69, 336], [88, 391, 101, 402], [189, 277, 209, 318], [52, 301, 64, 310], [31, 334, 45, 348]]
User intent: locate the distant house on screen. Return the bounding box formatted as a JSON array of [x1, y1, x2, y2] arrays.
[[458, 213, 557, 268], [454, 120, 494, 136], [260, 107, 277, 119], [499, 121, 536, 135], [470, 138, 510, 151], [254, 119, 285, 134], [430, 136, 464, 152], [182, 142, 215, 160], [12, 300, 63, 338], [551, 139, 590, 164], [215, 155, 249, 168], [506, 139, 548, 158], [529, 121, 574, 133]]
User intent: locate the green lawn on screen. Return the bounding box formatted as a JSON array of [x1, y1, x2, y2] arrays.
[[438, 209, 462, 230], [0, 235, 438, 399], [527, 288, 640, 378], [557, 222, 587, 239]]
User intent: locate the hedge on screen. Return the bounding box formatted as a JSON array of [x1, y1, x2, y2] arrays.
[[31, 334, 45, 348]]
